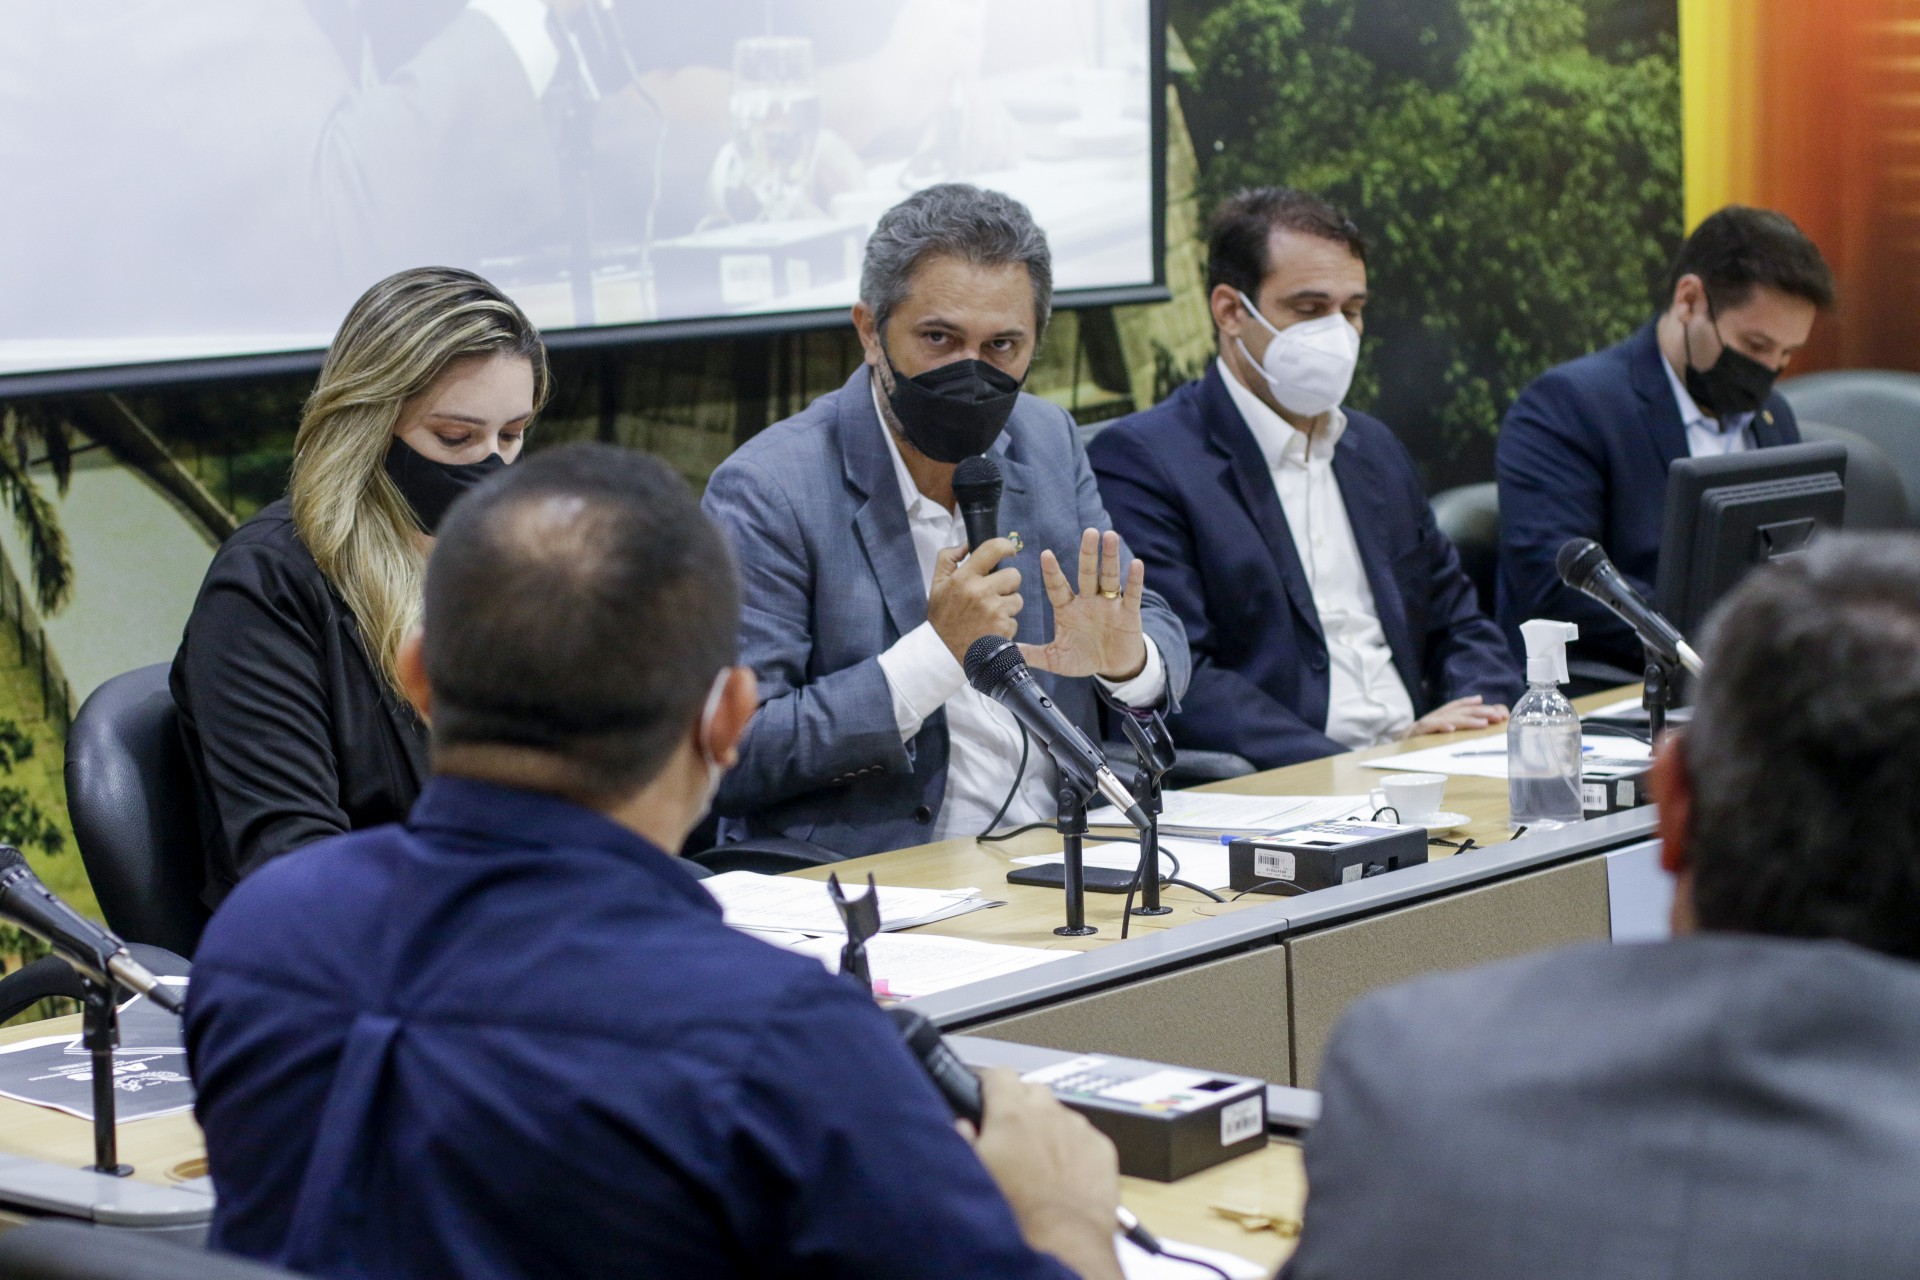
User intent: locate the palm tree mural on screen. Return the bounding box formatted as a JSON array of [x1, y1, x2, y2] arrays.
[[0, 402, 74, 616]]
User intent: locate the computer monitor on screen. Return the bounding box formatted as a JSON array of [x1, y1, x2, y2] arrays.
[[1655, 440, 1848, 641]]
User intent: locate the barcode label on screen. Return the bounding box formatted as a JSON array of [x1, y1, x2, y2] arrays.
[[1220, 1095, 1263, 1146]]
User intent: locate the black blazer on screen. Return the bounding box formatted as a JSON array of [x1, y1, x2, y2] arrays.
[[171, 498, 427, 907], [1090, 364, 1521, 770], [1495, 322, 1801, 671]]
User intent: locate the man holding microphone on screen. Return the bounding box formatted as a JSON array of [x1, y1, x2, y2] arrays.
[[701, 183, 1189, 855]]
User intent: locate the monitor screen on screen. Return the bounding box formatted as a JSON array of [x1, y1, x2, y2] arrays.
[[0, 0, 1158, 386], [1655, 441, 1849, 640]]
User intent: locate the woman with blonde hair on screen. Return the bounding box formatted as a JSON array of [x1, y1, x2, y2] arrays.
[[173, 266, 548, 907]]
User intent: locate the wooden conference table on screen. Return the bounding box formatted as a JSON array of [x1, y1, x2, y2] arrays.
[[0, 690, 1659, 1271]]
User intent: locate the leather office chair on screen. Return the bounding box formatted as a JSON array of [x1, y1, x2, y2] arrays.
[[64, 666, 208, 959], [0, 1220, 307, 1279], [1796, 419, 1911, 530], [689, 835, 844, 876], [1428, 481, 1500, 617], [1778, 370, 1920, 523]]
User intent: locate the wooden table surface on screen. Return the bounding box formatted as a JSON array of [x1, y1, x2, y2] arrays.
[[0, 687, 1636, 1272]]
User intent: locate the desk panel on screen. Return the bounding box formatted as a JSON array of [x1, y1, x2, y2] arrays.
[[967, 945, 1292, 1083], [1283, 857, 1611, 1086]]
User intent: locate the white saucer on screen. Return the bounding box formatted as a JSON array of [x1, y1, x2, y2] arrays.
[[1418, 811, 1471, 834]]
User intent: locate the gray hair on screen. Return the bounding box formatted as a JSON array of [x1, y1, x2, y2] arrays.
[[860, 184, 1054, 338]]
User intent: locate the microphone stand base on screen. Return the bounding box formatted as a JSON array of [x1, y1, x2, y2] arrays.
[[1052, 925, 1099, 937], [1128, 906, 1173, 918]]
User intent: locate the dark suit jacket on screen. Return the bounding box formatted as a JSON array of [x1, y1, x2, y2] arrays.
[[1495, 322, 1800, 672], [1285, 935, 1920, 1279], [1088, 364, 1520, 770], [701, 365, 1191, 857]]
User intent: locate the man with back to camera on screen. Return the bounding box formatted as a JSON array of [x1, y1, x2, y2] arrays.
[[1282, 531, 1920, 1278], [701, 183, 1190, 855], [184, 442, 1128, 1280], [1087, 187, 1521, 770], [1496, 205, 1834, 677]]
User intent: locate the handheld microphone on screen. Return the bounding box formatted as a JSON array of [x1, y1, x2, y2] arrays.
[[1555, 538, 1703, 676], [887, 1006, 1161, 1256], [0, 848, 183, 1015], [963, 637, 1151, 832], [952, 455, 1003, 554]]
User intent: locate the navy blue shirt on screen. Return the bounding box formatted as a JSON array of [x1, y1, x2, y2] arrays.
[[186, 777, 1074, 1280]]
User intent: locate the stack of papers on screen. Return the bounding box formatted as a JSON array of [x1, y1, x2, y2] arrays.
[[702, 871, 998, 934], [1088, 791, 1370, 838], [0, 979, 194, 1121], [776, 932, 1072, 999], [1367, 734, 1653, 780]]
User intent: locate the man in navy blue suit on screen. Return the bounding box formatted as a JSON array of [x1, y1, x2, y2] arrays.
[[1090, 188, 1521, 769], [1496, 206, 1834, 675]]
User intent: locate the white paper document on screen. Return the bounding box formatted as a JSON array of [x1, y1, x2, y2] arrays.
[[702, 871, 997, 934], [781, 932, 1073, 998], [1118, 1236, 1268, 1279], [1011, 836, 1237, 891], [1089, 791, 1370, 836], [1367, 734, 1653, 780]]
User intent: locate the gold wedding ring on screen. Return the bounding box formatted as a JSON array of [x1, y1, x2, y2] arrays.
[[1007, 531, 1024, 552], [1099, 588, 1122, 599]]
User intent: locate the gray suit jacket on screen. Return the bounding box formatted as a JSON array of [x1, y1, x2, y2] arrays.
[[1285, 934, 1920, 1279], [701, 364, 1191, 856]]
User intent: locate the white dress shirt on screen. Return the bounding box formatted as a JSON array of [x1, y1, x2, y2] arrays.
[[1217, 359, 1415, 750], [468, 0, 561, 98], [869, 389, 1165, 840], [1661, 352, 1757, 457]]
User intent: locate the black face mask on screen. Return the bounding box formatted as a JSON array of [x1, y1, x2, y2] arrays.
[[1683, 304, 1779, 419], [881, 352, 1023, 464], [382, 437, 508, 534]]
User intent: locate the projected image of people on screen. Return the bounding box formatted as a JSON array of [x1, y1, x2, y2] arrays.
[[0, 0, 1152, 379]]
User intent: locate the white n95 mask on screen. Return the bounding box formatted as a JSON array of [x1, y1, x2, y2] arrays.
[[1235, 292, 1361, 417]]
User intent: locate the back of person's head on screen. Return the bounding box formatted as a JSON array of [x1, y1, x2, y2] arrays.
[[423, 442, 739, 799], [1205, 187, 1366, 304], [1685, 533, 1920, 957], [1666, 206, 1835, 312], [860, 183, 1054, 337], [292, 266, 549, 696]]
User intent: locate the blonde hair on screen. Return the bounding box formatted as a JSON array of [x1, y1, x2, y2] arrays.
[[290, 267, 550, 697]]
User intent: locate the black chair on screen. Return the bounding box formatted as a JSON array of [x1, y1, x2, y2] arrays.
[[64, 666, 207, 959], [1428, 481, 1500, 617], [1102, 739, 1256, 787], [0, 1220, 307, 1279], [1797, 419, 1912, 530], [1779, 370, 1920, 524], [689, 836, 845, 876]]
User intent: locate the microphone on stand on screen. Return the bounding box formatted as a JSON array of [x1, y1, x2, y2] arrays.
[[0, 848, 183, 1015], [952, 455, 1003, 554], [1555, 538, 1703, 676], [963, 637, 1150, 832]]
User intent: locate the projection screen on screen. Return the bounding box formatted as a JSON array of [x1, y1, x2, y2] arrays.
[[0, 0, 1160, 389]]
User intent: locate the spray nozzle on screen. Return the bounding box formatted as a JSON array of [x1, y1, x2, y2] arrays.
[[1519, 619, 1579, 686]]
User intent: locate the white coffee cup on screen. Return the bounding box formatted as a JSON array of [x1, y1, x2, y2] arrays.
[[1370, 772, 1447, 825]]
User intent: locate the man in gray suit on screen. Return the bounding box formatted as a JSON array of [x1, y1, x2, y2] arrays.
[[702, 184, 1190, 855], [1283, 532, 1920, 1278]]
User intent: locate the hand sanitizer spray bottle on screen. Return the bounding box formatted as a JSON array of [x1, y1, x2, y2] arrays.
[[1509, 620, 1582, 831]]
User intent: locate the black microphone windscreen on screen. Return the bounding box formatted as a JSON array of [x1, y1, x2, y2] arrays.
[[952, 455, 1003, 506], [1556, 537, 1609, 590], [963, 635, 1026, 695]]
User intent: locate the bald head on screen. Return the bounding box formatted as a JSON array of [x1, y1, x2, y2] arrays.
[[423, 442, 740, 798]]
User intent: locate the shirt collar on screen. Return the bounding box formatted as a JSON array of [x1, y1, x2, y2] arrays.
[[872, 380, 954, 522], [1216, 357, 1346, 469], [1660, 347, 1755, 436], [407, 775, 717, 912]]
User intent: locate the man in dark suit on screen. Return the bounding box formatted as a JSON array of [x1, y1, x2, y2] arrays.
[[1284, 533, 1920, 1279], [1089, 188, 1519, 769], [1496, 206, 1834, 675]]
